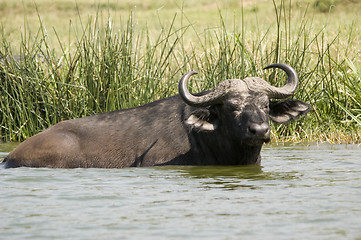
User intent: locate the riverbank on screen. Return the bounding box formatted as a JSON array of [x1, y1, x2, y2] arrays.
[[1, 0, 361, 143]]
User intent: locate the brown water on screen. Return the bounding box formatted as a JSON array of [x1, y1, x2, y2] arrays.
[[1, 143, 361, 239]]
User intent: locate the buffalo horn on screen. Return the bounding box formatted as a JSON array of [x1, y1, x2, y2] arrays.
[[263, 63, 299, 99], [178, 71, 227, 107]]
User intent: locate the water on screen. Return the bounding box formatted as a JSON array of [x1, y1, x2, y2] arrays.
[[1, 143, 361, 240]]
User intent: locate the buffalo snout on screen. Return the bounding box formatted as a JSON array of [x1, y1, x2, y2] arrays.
[[247, 122, 270, 143]]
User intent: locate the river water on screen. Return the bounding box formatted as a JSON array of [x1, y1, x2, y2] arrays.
[[0, 143, 360, 240]]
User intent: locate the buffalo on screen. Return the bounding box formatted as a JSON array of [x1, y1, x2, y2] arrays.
[[2, 63, 310, 168]]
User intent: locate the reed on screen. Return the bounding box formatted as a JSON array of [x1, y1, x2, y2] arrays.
[[0, 1, 360, 143]]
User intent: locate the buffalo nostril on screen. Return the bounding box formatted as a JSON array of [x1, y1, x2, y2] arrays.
[[248, 123, 270, 137]]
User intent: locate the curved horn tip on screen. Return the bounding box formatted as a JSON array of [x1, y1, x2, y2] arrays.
[[178, 70, 226, 107], [263, 63, 296, 72], [262, 63, 299, 98], [184, 71, 198, 76]]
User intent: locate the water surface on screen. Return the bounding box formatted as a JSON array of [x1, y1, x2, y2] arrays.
[[1, 143, 361, 239]]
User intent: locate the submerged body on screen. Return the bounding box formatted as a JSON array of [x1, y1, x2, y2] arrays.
[[4, 96, 263, 168], [3, 63, 310, 168]]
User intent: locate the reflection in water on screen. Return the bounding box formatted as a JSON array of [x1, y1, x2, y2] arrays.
[[179, 165, 264, 179], [156, 165, 299, 190]]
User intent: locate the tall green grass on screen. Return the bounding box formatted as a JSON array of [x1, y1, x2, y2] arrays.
[[1, 1, 360, 143]]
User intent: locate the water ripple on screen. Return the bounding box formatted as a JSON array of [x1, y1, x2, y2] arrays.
[[0, 144, 361, 239]]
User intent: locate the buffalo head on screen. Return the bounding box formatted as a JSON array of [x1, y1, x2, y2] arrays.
[[179, 64, 310, 159]]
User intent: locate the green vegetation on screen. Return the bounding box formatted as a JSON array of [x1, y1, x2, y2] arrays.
[[1, 0, 361, 143]]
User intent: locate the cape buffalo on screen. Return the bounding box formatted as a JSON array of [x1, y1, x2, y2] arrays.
[[2, 63, 310, 168]]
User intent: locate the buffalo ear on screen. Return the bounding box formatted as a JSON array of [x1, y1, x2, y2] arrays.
[[269, 99, 310, 124], [184, 109, 219, 132]]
